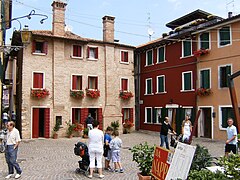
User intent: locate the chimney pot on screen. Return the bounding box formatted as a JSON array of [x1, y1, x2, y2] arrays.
[[228, 12, 233, 18]]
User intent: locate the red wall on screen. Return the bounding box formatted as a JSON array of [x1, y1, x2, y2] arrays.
[[139, 40, 197, 131]]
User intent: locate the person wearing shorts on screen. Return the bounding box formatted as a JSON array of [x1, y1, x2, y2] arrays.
[[109, 131, 124, 173], [103, 126, 113, 170], [225, 118, 238, 156]]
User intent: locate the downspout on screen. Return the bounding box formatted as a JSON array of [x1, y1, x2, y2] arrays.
[[103, 44, 107, 129]]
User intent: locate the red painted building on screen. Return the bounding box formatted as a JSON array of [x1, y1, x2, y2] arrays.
[[135, 10, 220, 134]]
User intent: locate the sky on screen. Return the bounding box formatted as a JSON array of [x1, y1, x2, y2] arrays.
[[6, 0, 240, 46]]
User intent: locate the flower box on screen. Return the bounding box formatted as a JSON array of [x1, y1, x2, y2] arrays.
[[31, 88, 49, 98], [193, 49, 209, 57], [86, 89, 100, 98], [70, 90, 84, 98], [119, 90, 133, 100], [196, 88, 212, 96]]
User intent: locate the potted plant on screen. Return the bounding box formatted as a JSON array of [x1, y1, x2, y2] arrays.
[[110, 121, 120, 132], [196, 88, 212, 96], [53, 121, 61, 139], [131, 142, 155, 180], [82, 128, 89, 138], [65, 121, 76, 138], [123, 119, 134, 134]]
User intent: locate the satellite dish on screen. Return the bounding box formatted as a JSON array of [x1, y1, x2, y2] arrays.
[[148, 28, 154, 36]]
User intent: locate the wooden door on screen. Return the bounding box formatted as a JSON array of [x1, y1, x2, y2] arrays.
[[44, 108, 50, 138], [32, 108, 39, 138]]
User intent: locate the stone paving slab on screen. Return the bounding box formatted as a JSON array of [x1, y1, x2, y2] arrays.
[[0, 131, 225, 180]]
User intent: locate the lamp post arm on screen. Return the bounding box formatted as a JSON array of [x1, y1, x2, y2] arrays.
[[1, 10, 48, 28]]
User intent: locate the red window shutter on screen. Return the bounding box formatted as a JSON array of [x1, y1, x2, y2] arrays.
[[72, 108, 76, 124], [88, 77, 90, 89], [121, 51, 124, 62], [95, 77, 98, 89], [78, 76, 83, 90], [73, 45, 77, 56], [39, 73, 43, 88], [130, 108, 134, 123], [72, 75, 77, 90], [95, 47, 98, 59], [122, 79, 128, 91], [33, 73, 43, 88], [125, 52, 128, 62], [122, 108, 124, 123], [43, 42, 48, 54], [87, 47, 90, 58], [78, 46, 82, 57], [32, 40, 36, 53]]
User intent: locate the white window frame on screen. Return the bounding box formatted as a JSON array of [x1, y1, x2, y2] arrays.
[[181, 71, 194, 92], [120, 50, 129, 64], [71, 74, 83, 91], [88, 45, 98, 61], [218, 64, 232, 89], [145, 107, 152, 123], [218, 105, 233, 130], [199, 68, 211, 89], [156, 75, 166, 94], [218, 26, 232, 48], [156, 46, 166, 64], [145, 49, 153, 66], [198, 32, 211, 50], [145, 78, 153, 95], [120, 77, 129, 91], [87, 75, 98, 90], [71, 44, 83, 59], [32, 71, 45, 89], [181, 39, 192, 58]]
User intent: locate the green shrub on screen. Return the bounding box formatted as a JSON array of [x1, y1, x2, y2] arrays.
[[110, 121, 119, 132], [190, 144, 212, 171], [188, 169, 228, 180], [219, 154, 240, 179], [131, 142, 155, 176]]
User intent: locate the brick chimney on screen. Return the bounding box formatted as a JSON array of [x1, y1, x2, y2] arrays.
[[51, 0, 67, 36], [102, 15, 115, 42]]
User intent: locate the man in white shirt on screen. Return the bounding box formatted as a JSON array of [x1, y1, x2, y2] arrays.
[[5, 121, 22, 179], [225, 118, 238, 157]]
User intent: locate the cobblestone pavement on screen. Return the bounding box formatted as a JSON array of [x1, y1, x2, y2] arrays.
[[0, 131, 225, 180]]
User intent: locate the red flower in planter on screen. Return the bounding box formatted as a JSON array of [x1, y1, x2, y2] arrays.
[[86, 89, 100, 98], [31, 88, 50, 99], [193, 49, 209, 57], [196, 88, 212, 96], [119, 90, 134, 100]]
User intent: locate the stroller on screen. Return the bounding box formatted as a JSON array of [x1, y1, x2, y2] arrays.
[[74, 142, 90, 176], [0, 128, 7, 153]]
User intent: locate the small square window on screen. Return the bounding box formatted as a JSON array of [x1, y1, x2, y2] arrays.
[[88, 47, 98, 59], [121, 51, 128, 63], [73, 45, 82, 57], [146, 50, 153, 66]]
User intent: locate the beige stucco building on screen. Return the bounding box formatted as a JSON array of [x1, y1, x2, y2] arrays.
[[195, 14, 240, 140], [11, 0, 135, 138]]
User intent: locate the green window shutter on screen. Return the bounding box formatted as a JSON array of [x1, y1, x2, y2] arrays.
[[226, 66, 231, 86], [220, 67, 224, 87], [158, 76, 164, 92], [147, 50, 153, 65], [147, 79, 152, 94], [200, 33, 209, 49], [184, 73, 191, 90], [158, 47, 165, 62], [201, 70, 210, 88], [219, 27, 230, 46], [153, 108, 156, 123], [222, 107, 235, 128], [183, 40, 191, 57], [147, 108, 152, 123]]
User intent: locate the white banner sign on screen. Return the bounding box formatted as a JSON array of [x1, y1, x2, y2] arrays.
[[165, 142, 196, 180]]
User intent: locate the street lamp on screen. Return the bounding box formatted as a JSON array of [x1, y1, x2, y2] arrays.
[[20, 25, 31, 45]]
